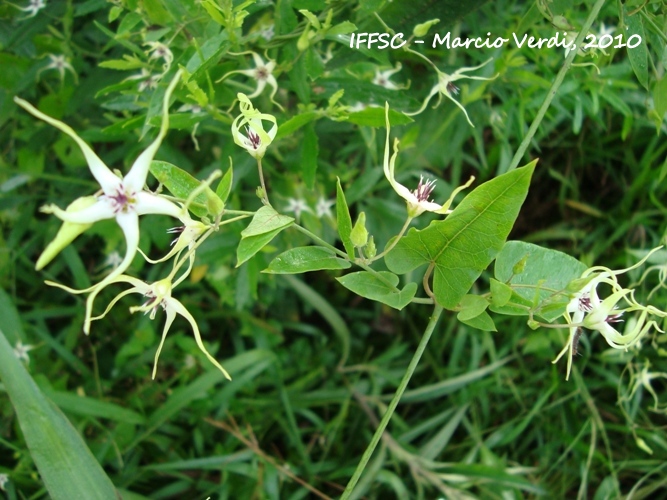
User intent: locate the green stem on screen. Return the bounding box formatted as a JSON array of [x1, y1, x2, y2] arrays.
[[507, 0, 607, 171], [370, 216, 413, 263], [340, 304, 444, 499], [257, 158, 270, 205], [639, 8, 667, 44], [292, 224, 399, 290]]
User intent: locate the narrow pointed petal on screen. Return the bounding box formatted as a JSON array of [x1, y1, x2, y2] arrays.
[[83, 212, 140, 334], [42, 199, 114, 224], [153, 308, 177, 379], [168, 298, 231, 380], [124, 70, 182, 190], [433, 176, 475, 214], [134, 191, 182, 217], [13, 97, 119, 189], [404, 85, 440, 117], [91, 287, 141, 322], [443, 91, 474, 127]]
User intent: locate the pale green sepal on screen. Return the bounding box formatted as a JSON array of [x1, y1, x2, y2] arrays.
[[36, 196, 98, 271]]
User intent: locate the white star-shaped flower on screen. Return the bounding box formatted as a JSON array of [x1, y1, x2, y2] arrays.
[[15, 70, 185, 334], [217, 52, 281, 109], [13, 0, 46, 19], [14, 341, 36, 363], [372, 63, 403, 90], [406, 58, 497, 127], [284, 198, 312, 220], [315, 196, 335, 218]]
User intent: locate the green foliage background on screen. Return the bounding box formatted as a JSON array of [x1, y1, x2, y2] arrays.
[[1, 0, 667, 498]]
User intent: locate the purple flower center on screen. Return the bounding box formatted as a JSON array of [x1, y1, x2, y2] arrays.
[[245, 127, 261, 150], [107, 184, 136, 214], [413, 176, 437, 203], [578, 295, 593, 312], [447, 82, 460, 95]]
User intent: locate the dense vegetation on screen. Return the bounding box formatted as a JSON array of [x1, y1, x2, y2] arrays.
[[1, 0, 667, 498]]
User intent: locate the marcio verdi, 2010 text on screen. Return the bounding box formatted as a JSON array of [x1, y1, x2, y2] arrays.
[[350, 31, 642, 51]]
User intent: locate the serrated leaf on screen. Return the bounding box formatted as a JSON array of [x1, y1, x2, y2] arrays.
[[458, 310, 497, 331], [493, 240, 587, 321], [336, 178, 355, 259], [385, 161, 536, 309], [150, 160, 223, 217], [625, 12, 648, 90], [264, 247, 351, 274], [336, 271, 417, 310]]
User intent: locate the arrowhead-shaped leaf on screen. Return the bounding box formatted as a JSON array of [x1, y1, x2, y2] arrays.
[[385, 160, 536, 309], [492, 240, 588, 321]]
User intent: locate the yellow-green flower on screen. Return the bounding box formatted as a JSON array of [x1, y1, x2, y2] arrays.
[[231, 93, 277, 160], [384, 104, 474, 218]]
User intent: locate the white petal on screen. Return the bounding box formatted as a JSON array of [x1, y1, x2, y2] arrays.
[[124, 70, 182, 190], [134, 191, 182, 218], [82, 211, 140, 334], [167, 297, 232, 380], [13, 97, 119, 189], [44, 199, 115, 224]]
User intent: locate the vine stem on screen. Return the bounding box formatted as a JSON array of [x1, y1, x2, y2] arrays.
[[507, 0, 608, 171], [340, 304, 444, 499]]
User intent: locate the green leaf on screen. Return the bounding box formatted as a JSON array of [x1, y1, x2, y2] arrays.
[[237, 206, 294, 266], [457, 294, 489, 321], [625, 12, 648, 90], [264, 247, 351, 274], [302, 123, 319, 189], [326, 21, 357, 37], [336, 271, 417, 310], [276, 111, 320, 139], [45, 390, 146, 425], [150, 160, 224, 217], [493, 240, 587, 321], [458, 310, 497, 331], [385, 160, 537, 309], [347, 107, 413, 127], [0, 328, 118, 499], [240, 206, 294, 237], [98, 56, 144, 70], [653, 76, 667, 123], [489, 278, 513, 307], [216, 164, 233, 204], [0, 288, 25, 346], [336, 178, 355, 259]]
